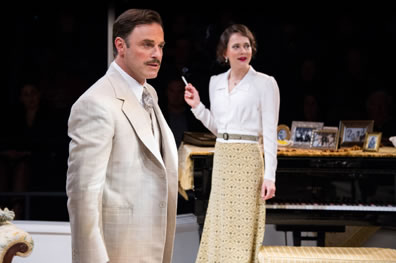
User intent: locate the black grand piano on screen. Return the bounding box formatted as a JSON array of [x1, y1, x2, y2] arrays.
[[181, 144, 396, 246]]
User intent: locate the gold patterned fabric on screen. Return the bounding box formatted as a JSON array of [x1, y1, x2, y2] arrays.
[[196, 142, 266, 263], [178, 143, 215, 199], [258, 246, 396, 263]]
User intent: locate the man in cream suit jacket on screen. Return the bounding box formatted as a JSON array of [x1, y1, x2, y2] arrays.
[[66, 9, 178, 263]]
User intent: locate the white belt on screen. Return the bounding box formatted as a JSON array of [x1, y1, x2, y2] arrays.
[[218, 133, 259, 142]]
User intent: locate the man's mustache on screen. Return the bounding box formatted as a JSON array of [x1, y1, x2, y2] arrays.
[[145, 59, 161, 65]]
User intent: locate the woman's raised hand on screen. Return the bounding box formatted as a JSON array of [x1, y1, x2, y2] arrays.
[[184, 83, 201, 108]]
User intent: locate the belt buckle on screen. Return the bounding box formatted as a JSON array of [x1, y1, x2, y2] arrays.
[[223, 133, 229, 140]]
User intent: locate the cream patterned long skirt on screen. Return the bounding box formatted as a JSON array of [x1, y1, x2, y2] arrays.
[[195, 142, 266, 263]]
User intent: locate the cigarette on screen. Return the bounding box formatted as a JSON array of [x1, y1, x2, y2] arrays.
[[181, 76, 188, 86]]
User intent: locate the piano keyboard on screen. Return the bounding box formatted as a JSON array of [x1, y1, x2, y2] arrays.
[[266, 203, 396, 212]]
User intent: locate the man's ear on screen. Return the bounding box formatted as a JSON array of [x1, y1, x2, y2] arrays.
[[115, 37, 126, 56]]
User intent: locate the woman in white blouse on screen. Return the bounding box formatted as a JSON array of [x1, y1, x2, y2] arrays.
[[184, 24, 280, 263]]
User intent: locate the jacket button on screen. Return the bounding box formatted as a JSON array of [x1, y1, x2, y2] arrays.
[[159, 201, 166, 208]]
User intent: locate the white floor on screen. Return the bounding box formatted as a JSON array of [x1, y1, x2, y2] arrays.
[[13, 214, 200, 263], [12, 214, 396, 263]]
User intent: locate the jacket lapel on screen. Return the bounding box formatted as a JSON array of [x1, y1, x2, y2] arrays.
[[153, 101, 178, 172], [106, 65, 165, 168]]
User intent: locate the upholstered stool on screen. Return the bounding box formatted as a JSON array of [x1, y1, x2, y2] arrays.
[[0, 219, 34, 263], [258, 246, 396, 263]]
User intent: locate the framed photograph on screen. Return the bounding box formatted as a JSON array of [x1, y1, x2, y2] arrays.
[[310, 127, 339, 150], [339, 120, 374, 147], [291, 121, 324, 148], [363, 132, 382, 152], [277, 124, 291, 141]]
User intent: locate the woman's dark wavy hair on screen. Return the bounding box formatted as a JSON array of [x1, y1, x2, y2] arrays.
[[216, 24, 257, 65]]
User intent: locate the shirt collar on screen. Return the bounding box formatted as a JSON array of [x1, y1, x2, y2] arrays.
[[216, 65, 255, 91], [112, 61, 146, 103]]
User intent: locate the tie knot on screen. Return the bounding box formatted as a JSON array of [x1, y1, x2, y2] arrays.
[[142, 87, 154, 110]]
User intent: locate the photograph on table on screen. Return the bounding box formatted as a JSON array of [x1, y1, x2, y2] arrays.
[[290, 121, 324, 148], [310, 127, 339, 150], [363, 132, 382, 152], [339, 120, 374, 147], [277, 124, 292, 147], [277, 124, 291, 141]]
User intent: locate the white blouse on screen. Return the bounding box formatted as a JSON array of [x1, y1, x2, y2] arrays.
[[191, 66, 280, 182]]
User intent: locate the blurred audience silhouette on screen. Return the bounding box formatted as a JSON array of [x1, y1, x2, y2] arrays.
[[0, 81, 67, 218]]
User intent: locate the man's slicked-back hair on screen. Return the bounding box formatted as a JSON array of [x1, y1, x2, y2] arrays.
[[112, 9, 163, 57]]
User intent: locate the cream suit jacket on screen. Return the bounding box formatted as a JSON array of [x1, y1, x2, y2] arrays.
[[66, 63, 178, 263]]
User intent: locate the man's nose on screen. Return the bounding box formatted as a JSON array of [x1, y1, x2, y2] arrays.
[[152, 46, 162, 58]]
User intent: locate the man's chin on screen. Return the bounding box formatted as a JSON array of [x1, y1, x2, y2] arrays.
[[146, 72, 159, 80]]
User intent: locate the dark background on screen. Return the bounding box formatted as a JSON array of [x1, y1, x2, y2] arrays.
[[1, 3, 396, 220]]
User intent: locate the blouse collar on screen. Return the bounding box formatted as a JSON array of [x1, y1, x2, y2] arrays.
[[216, 66, 256, 91]]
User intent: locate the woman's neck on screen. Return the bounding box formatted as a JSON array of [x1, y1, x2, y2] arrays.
[[228, 66, 250, 87]]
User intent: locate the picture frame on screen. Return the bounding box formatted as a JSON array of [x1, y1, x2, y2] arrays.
[[290, 121, 324, 148], [363, 132, 382, 152], [277, 124, 291, 141], [339, 120, 374, 147], [310, 127, 339, 150]]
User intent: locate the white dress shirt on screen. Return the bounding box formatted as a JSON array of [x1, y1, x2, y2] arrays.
[[112, 61, 161, 151], [191, 66, 280, 182], [112, 61, 145, 105]]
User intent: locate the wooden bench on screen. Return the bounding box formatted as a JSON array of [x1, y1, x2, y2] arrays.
[[259, 246, 396, 263]]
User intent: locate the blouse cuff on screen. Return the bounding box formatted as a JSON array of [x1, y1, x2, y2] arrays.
[[264, 167, 276, 182], [191, 102, 205, 117]]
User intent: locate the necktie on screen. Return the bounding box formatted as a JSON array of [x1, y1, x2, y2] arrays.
[[142, 87, 154, 113], [142, 87, 161, 152]]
